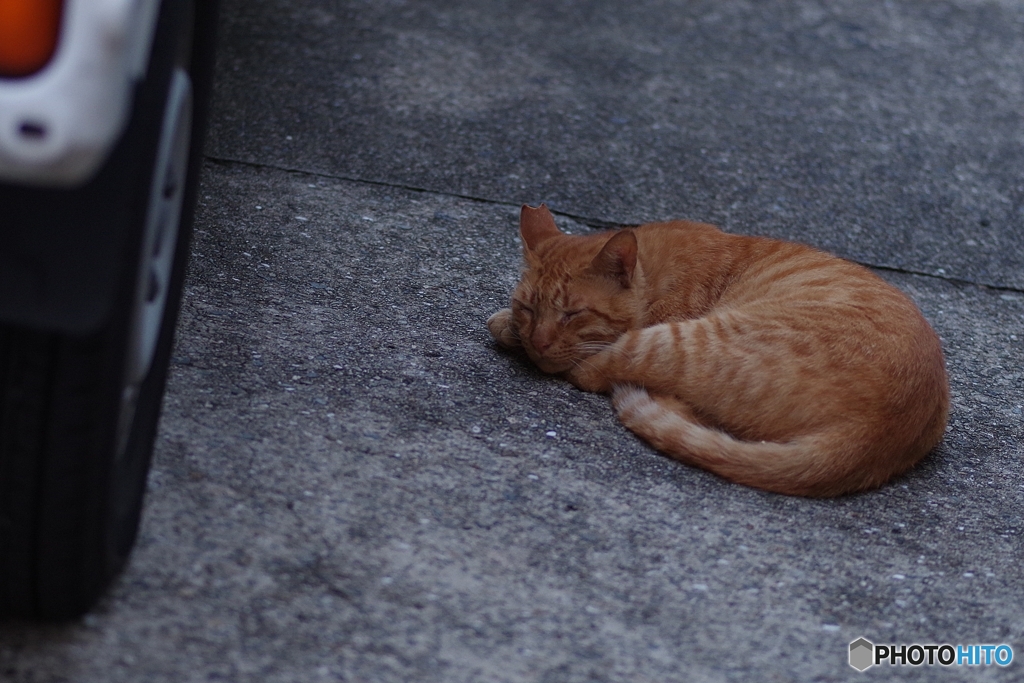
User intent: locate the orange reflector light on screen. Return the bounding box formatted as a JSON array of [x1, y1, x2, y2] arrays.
[[0, 0, 63, 77]]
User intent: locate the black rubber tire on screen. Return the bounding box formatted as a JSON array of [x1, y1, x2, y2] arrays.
[[0, 0, 218, 620]]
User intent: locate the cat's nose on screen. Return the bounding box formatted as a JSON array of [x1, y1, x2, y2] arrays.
[[531, 329, 555, 354]]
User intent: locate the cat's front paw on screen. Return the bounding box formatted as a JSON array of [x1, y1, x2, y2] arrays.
[[487, 308, 521, 349]]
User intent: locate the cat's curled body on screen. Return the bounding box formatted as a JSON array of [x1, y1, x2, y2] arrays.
[[488, 204, 949, 497]]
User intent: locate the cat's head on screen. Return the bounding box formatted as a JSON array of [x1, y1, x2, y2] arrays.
[[510, 204, 644, 374]]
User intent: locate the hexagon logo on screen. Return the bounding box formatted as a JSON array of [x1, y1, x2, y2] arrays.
[[849, 637, 874, 671]]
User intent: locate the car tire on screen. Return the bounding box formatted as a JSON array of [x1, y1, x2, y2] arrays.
[[0, 0, 218, 619]]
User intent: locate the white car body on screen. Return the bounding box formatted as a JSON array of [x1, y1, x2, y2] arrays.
[[0, 0, 160, 187]]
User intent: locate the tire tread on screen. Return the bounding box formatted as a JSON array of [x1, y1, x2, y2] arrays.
[[0, 328, 56, 616]]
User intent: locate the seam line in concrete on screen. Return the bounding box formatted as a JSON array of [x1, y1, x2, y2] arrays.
[[203, 154, 1024, 296]]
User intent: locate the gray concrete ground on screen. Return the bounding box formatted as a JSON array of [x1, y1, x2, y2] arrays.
[[3, 0, 1024, 681]]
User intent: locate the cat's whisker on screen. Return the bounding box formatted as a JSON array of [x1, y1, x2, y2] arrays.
[[572, 355, 607, 376], [575, 341, 630, 361], [575, 341, 611, 352]]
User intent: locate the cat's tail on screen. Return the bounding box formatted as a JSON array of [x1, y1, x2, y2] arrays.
[[610, 384, 893, 497]]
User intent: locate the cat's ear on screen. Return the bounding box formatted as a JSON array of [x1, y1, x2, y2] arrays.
[[520, 203, 562, 252], [589, 230, 637, 288]]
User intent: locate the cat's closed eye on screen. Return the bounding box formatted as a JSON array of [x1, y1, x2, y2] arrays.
[[561, 310, 584, 323], [513, 301, 534, 316]]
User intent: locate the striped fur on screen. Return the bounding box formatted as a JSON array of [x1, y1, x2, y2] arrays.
[[488, 204, 949, 497]]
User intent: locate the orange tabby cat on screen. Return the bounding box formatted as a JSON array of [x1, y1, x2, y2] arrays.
[[488, 204, 949, 497]]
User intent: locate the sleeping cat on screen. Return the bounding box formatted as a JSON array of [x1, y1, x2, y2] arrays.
[[488, 204, 949, 497]]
